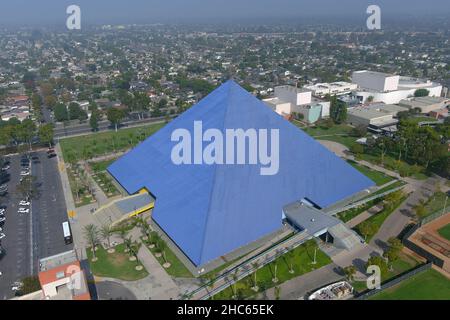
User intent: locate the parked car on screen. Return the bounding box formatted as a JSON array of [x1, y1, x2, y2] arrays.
[[20, 170, 30, 176], [19, 201, 30, 206], [0, 233, 5, 240], [1, 165, 10, 171], [0, 217, 5, 223], [18, 208, 29, 214], [47, 153, 56, 159]]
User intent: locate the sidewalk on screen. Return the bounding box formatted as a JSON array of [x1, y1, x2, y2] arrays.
[[261, 263, 343, 300], [127, 245, 180, 300]]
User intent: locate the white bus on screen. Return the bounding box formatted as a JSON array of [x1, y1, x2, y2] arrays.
[[62, 221, 73, 245]]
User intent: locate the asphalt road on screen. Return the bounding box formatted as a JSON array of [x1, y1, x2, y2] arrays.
[[0, 150, 72, 299], [96, 281, 137, 300]]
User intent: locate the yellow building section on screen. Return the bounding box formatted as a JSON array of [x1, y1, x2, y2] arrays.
[[138, 188, 149, 194], [128, 201, 154, 218]]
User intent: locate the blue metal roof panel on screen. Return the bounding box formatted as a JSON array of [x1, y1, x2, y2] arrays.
[[108, 80, 375, 267]]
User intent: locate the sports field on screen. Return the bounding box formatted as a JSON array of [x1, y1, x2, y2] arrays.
[[370, 269, 450, 300]]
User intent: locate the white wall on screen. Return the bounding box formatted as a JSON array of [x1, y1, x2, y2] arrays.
[[355, 85, 442, 104], [274, 86, 311, 106], [352, 71, 399, 92]]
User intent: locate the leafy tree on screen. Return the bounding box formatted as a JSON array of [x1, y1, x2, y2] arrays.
[[107, 107, 125, 132], [44, 95, 57, 108], [350, 144, 364, 156], [414, 89, 429, 97], [38, 124, 54, 148], [366, 256, 388, 277], [68, 102, 82, 120], [329, 96, 347, 124], [343, 265, 357, 281], [18, 119, 36, 150], [358, 220, 376, 241], [351, 125, 367, 137], [90, 109, 100, 132], [413, 201, 427, 219], [54, 103, 68, 122], [383, 237, 404, 265]]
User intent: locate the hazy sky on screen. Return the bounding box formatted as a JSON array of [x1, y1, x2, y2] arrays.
[[0, 0, 449, 26]]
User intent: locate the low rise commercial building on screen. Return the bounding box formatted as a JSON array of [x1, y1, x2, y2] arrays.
[[398, 96, 450, 114], [263, 85, 330, 123], [347, 103, 409, 128], [352, 70, 443, 104], [304, 82, 357, 98]]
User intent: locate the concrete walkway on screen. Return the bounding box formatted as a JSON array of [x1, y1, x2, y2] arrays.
[[260, 263, 343, 300]]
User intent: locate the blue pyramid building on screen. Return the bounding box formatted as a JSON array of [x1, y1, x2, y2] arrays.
[[108, 80, 375, 267]]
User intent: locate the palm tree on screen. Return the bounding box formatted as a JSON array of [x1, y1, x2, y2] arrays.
[[114, 227, 129, 244], [272, 262, 278, 283], [100, 225, 113, 251], [286, 250, 295, 274], [83, 224, 99, 260], [251, 261, 259, 291], [231, 272, 239, 300], [137, 217, 151, 240], [124, 237, 133, 255]]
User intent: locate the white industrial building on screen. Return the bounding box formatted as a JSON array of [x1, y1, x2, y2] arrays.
[[352, 70, 442, 104], [304, 82, 358, 98], [263, 85, 330, 123]]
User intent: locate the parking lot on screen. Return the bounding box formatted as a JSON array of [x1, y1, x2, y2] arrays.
[[0, 150, 72, 299]]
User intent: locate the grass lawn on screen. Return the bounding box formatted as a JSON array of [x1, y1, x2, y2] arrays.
[[60, 122, 165, 162], [213, 240, 332, 300], [87, 244, 148, 281], [347, 160, 394, 186], [302, 123, 353, 137], [370, 268, 450, 300], [370, 180, 406, 197], [89, 159, 118, 173], [438, 224, 450, 242], [144, 234, 193, 278], [354, 194, 407, 242]]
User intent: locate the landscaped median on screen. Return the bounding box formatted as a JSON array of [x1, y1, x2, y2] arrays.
[[353, 191, 408, 242], [86, 243, 148, 281], [212, 240, 332, 300]]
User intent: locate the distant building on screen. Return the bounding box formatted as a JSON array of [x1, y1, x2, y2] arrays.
[[347, 103, 409, 128], [263, 85, 330, 123], [352, 70, 442, 104], [398, 96, 450, 114], [304, 82, 357, 98]]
